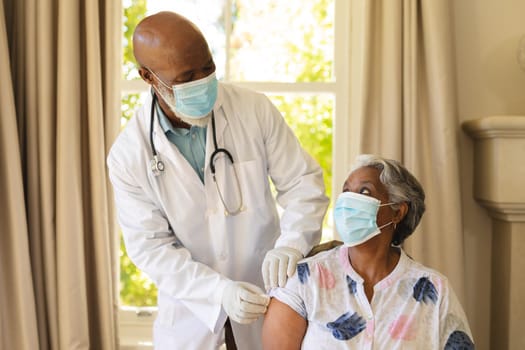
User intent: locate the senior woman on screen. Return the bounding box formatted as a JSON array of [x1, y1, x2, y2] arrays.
[[262, 154, 474, 349]]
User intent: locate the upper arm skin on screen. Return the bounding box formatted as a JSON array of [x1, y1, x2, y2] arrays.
[[262, 298, 307, 350]]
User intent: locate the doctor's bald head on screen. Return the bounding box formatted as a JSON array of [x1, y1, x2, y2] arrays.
[[132, 11, 214, 84]]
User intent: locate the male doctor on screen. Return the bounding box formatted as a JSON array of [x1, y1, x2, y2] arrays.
[[107, 11, 328, 349]]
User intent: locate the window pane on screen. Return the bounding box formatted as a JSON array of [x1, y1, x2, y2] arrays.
[[123, 0, 334, 82], [230, 0, 334, 82], [124, 0, 227, 80]]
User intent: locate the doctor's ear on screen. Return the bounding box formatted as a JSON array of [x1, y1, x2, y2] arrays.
[[138, 67, 155, 85]]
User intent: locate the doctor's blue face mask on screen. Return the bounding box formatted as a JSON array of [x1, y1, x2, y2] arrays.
[[334, 191, 394, 247], [149, 70, 218, 120]]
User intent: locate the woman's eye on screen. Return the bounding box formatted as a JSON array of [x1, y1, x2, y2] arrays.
[[359, 188, 371, 195]]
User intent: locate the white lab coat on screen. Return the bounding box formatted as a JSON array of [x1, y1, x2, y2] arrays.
[[107, 82, 329, 349]]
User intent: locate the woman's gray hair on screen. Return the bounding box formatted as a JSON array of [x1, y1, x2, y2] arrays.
[[349, 154, 426, 245]]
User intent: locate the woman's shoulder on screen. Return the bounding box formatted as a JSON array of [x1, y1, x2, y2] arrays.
[[300, 243, 344, 265], [401, 249, 449, 280]]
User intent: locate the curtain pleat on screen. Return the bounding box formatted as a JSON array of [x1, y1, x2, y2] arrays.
[[1, 0, 121, 348], [0, 3, 40, 349], [348, 0, 466, 301]]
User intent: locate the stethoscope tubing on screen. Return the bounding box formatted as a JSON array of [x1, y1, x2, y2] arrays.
[[148, 94, 244, 215]]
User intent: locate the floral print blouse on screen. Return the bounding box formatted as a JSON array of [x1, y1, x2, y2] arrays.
[[270, 246, 474, 350]]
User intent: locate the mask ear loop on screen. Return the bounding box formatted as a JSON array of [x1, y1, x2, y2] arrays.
[[387, 202, 402, 232], [378, 202, 397, 231], [378, 221, 394, 230]]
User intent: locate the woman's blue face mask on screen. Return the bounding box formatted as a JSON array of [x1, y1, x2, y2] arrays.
[[334, 191, 394, 247]]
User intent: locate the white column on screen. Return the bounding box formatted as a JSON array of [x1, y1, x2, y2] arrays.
[[462, 115, 525, 350]]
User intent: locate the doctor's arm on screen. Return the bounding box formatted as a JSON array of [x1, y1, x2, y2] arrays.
[[262, 298, 306, 350], [107, 156, 267, 329], [259, 96, 329, 289]]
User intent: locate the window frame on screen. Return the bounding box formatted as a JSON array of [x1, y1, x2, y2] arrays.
[[118, 0, 351, 347]]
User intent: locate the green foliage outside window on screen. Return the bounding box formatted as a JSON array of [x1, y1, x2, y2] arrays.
[[271, 95, 333, 201], [120, 0, 333, 307], [122, 0, 146, 80], [120, 235, 157, 306]]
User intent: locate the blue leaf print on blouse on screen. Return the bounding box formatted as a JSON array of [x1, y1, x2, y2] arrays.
[[346, 275, 357, 294], [326, 312, 366, 341], [444, 330, 475, 350], [297, 263, 310, 284], [413, 277, 438, 304]]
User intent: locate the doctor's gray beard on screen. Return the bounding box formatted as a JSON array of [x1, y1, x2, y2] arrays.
[[155, 85, 211, 128]]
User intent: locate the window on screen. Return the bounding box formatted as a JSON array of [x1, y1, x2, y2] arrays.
[[119, 0, 350, 347]]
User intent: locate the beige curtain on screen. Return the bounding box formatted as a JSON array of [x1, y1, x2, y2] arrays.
[[0, 0, 121, 348], [347, 0, 466, 301]]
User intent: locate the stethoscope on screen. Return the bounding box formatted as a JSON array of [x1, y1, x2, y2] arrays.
[[149, 93, 244, 216]]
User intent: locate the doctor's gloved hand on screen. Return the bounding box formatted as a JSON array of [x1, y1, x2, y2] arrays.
[[221, 281, 270, 324], [262, 246, 303, 291]]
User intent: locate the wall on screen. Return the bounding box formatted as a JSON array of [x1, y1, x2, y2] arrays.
[[453, 0, 525, 349]]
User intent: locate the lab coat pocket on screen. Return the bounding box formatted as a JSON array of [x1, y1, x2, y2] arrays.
[[211, 157, 270, 214], [235, 158, 272, 212]]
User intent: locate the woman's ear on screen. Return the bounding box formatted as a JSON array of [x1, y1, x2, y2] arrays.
[[394, 202, 409, 225]]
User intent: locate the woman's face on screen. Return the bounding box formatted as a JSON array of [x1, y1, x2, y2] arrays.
[[342, 166, 395, 229]]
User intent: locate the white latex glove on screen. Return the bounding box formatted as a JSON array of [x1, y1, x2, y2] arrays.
[[261, 246, 303, 290], [221, 281, 270, 324]]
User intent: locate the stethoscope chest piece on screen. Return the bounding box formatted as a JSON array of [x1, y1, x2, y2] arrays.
[[150, 155, 165, 177]]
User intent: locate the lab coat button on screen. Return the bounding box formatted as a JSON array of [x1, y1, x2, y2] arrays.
[[220, 253, 228, 260]]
